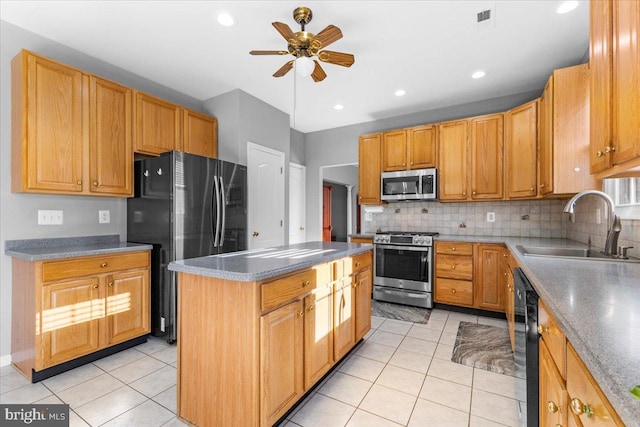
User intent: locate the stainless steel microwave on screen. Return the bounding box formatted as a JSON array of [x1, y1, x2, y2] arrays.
[[381, 168, 437, 201]]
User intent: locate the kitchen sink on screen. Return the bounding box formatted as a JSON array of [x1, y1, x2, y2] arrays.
[[516, 245, 640, 263]]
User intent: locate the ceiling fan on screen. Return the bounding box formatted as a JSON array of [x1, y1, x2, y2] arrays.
[[249, 6, 355, 82]]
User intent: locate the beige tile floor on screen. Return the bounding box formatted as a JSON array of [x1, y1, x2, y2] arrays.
[[0, 308, 524, 426]]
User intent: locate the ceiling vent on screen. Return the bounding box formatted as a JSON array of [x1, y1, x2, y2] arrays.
[[476, 5, 496, 32]]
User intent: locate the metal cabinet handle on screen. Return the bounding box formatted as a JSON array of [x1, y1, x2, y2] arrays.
[[451, 264, 456, 269], [451, 247, 456, 251], [355, 262, 361, 267], [548, 401, 559, 413], [451, 289, 457, 294], [100, 262, 108, 268], [605, 146, 616, 153], [302, 280, 311, 287], [298, 311, 304, 317], [596, 151, 604, 158], [92, 181, 98, 186], [93, 285, 99, 290], [570, 398, 593, 418], [307, 306, 314, 312], [108, 281, 113, 287], [77, 180, 82, 185]]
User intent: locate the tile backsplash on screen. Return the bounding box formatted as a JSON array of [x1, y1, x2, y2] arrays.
[[362, 199, 569, 238]]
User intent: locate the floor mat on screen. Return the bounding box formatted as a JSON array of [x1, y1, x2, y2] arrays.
[[371, 300, 431, 324], [451, 321, 522, 378]]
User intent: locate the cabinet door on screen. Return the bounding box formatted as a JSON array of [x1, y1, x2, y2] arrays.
[[540, 341, 568, 427], [358, 133, 382, 204], [505, 264, 515, 352], [474, 244, 505, 312], [612, 0, 640, 165], [89, 77, 133, 196], [303, 286, 333, 390], [382, 130, 408, 171], [183, 109, 217, 158], [333, 279, 355, 361], [505, 100, 538, 199], [539, 76, 554, 195], [590, 0, 614, 174], [407, 124, 437, 169], [41, 278, 102, 367], [24, 53, 84, 193], [261, 300, 304, 427], [471, 114, 504, 200], [107, 269, 150, 345], [354, 268, 372, 341], [438, 120, 469, 201], [133, 91, 181, 155]]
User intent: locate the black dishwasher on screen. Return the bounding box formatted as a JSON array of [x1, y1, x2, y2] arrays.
[[514, 267, 539, 427]]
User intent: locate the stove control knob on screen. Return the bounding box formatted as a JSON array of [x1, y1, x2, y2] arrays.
[[417, 238, 425, 245]]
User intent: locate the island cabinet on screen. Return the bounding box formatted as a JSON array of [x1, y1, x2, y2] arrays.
[[538, 300, 624, 427], [505, 100, 539, 199], [358, 133, 382, 205], [11, 251, 150, 382], [11, 50, 133, 197], [176, 249, 373, 427], [590, 0, 640, 178]]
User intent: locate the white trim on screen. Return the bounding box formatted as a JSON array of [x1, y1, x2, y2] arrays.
[[0, 354, 11, 367]]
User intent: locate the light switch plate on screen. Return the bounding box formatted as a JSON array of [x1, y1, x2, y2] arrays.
[[38, 210, 63, 225], [99, 210, 111, 224]]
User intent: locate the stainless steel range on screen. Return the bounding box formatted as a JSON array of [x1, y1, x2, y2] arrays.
[[373, 231, 438, 308]]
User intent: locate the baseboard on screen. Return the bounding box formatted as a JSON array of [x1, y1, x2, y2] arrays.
[[0, 354, 11, 367]]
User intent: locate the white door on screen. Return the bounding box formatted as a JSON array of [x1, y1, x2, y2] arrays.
[[289, 163, 306, 244], [247, 142, 285, 249]]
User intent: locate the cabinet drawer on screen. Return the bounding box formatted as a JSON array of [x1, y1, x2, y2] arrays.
[[436, 241, 473, 256], [42, 251, 149, 282], [352, 251, 372, 272], [538, 300, 566, 379], [435, 278, 473, 305], [436, 254, 473, 280], [566, 343, 623, 426], [262, 269, 316, 312]]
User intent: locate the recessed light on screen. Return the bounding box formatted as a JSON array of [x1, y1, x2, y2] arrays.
[[556, 1, 579, 14], [472, 70, 486, 79], [394, 89, 406, 97], [217, 13, 237, 27], [334, 104, 344, 111]]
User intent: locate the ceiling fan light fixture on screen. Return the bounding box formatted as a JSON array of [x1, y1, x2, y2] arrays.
[[294, 56, 315, 77], [472, 70, 486, 79], [217, 13, 237, 27], [556, 1, 579, 14]]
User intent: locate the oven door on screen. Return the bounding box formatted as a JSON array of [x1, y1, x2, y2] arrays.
[[374, 244, 431, 292]]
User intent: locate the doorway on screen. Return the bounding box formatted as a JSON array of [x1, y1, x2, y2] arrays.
[[320, 164, 358, 242], [322, 184, 332, 241]]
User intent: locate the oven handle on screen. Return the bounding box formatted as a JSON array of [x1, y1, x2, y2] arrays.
[[375, 244, 431, 252], [376, 288, 429, 299]]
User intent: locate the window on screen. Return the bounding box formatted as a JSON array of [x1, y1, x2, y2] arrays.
[[604, 178, 640, 219]]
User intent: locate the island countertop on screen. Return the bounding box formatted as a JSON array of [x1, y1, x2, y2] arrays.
[[168, 241, 373, 282]]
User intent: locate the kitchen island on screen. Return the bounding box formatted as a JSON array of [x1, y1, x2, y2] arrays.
[[168, 242, 373, 427]]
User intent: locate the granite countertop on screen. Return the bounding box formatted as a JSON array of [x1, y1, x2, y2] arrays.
[[168, 241, 373, 282], [439, 235, 640, 425], [5, 235, 152, 261]]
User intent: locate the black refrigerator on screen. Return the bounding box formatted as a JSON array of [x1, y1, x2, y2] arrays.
[[127, 151, 247, 343]]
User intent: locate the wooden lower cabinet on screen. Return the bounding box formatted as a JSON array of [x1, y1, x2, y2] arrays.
[[261, 300, 304, 427], [540, 340, 568, 427], [349, 236, 373, 244], [474, 244, 505, 311], [11, 251, 150, 381], [177, 250, 373, 427]]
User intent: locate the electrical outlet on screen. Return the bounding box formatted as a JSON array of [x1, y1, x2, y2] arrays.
[[99, 210, 111, 224], [38, 210, 63, 225], [487, 212, 495, 222], [365, 213, 373, 221]]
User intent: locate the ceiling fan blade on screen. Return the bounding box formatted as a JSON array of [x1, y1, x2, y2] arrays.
[[312, 25, 343, 49], [250, 50, 289, 55], [273, 60, 294, 77], [318, 50, 355, 67], [272, 21, 297, 43], [311, 60, 327, 82]]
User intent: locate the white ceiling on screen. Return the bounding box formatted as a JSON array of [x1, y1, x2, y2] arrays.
[[0, 1, 589, 133]]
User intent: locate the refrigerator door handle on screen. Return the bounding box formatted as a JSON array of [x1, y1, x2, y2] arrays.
[[220, 176, 226, 249], [213, 175, 222, 247]]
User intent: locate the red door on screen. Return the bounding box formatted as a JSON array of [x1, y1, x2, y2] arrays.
[[322, 185, 332, 241]]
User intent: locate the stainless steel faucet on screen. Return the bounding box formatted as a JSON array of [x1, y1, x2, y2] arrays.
[[563, 190, 622, 256]]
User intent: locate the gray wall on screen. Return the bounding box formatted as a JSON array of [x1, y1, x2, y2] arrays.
[[304, 90, 541, 240], [290, 129, 306, 165], [0, 21, 206, 361]]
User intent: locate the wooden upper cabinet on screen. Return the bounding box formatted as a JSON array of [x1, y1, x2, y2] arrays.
[[133, 91, 181, 156], [183, 108, 218, 158], [470, 114, 504, 200], [540, 65, 598, 196], [382, 130, 408, 171], [506, 100, 539, 199], [89, 77, 133, 196], [358, 133, 382, 205], [590, 0, 640, 178], [438, 120, 469, 201], [12, 51, 84, 193], [408, 124, 437, 169]]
